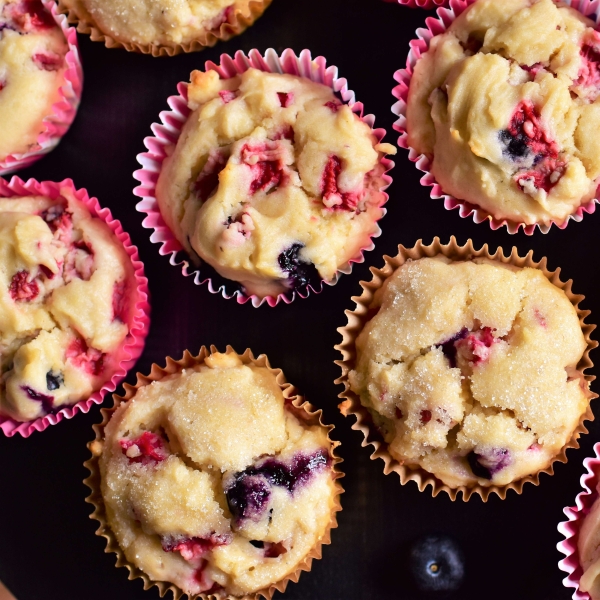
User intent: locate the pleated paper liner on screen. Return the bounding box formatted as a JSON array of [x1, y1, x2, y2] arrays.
[[56, 0, 272, 57], [84, 346, 344, 599], [0, 0, 83, 175], [558, 442, 600, 600], [383, 0, 446, 6], [391, 0, 600, 234], [335, 237, 597, 501], [134, 48, 395, 307], [0, 176, 151, 438]]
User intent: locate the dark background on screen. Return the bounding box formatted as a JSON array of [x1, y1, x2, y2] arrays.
[[0, 1, 595, 598]]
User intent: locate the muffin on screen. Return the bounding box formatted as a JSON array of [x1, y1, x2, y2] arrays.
[[58, 0, 271, 55], [0, 190, 138, 423], [88, 349, 342, 598], [155, 67, 396, 299], [406, 0, 600, 228], [0, 0, 70, 165], [337, 239, 595, 499]]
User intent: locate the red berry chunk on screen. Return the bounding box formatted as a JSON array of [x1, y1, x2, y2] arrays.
[[324, 100, 342, 113], [6, 0, 55, 32], [194, 150, 228, 202], [0, 79, 5, 92], [219, 90, 237, 104], [507, 101, 559, 159], [420, 410, 432, 424], [515, 156, 566, 194], [575, 32, 600, 100], [9, 271, 39, 302], [120, 431, 168, 464], [112, 280, 127, 323], [454, 327, 495, 365], [320, 155, 360, 211], [162, 534, 231, 561], [241, 143, 286, 195], [277, 92, 293, 107], [264, 541, 287, 558], [209, 5, 232, 30], [65, 337, 104, 376], [33, 52, 63, 71]]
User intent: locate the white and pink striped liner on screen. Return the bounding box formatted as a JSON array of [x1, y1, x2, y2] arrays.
[[134, 48, 394, 308], [392, 0, 600, 234], [384, 0, 446, 7], [0, 177, 151, 438], [0, 1, 83, 176], [558, 443, 600, 600]]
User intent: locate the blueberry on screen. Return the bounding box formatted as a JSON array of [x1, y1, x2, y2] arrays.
[[225, 473, 271, 523], [409, 534, 465, 596], [46, 370, 63, 391], [439, 329, 468, 368], [277, 243, 321, 291], [467, 448, 510, 480], [499, 129, 530, 161]]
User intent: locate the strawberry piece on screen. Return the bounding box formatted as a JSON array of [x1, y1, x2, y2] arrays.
[[162, 534, 231, 561], [241, 143, 287, 195], [324, 100, 341, 113], [9, 271, 39, 302], [5, 0, 55, 32], [515, 156, 566, 194], [420, 410, 432, 424], [574, 31, 600, 101], [33, 52, 63, 71], [277, 92, 293, 107], [219, 90, 237, 104], [66, 337, 104, 376], [120, 431, 168, 464], [320, 155, 360, 210]]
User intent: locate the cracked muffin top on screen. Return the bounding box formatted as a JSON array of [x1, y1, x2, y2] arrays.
[[60, 0, 264, 47], [348, 257, 590, 488], [407, 0, 600, 226], [156, 67, 395, 299], [0, 193, 136, 422], [0, 0, 68, 162], [578, 487, 600, 599], [98, 352, 337, 597]]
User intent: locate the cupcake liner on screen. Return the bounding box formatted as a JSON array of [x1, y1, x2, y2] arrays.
[[558, 442, 600, 600], [383, 0, 447, 7], [0, 0, 83, 176], [83, 345, 344, 600], [134, 47, 395, 308], [0, 176, 151, 438], [56, 0, 272, 57], [391, 0, 600, 235], [335, 237, 597, 501]]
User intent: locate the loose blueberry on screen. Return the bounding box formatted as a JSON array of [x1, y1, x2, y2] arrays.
[[46, 370, 63, 391], [409, 534, 465, 596], [277, 243, 321, 291]]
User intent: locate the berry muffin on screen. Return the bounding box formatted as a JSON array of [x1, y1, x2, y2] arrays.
[[578, 486, 600, 599], [0, 0, 70, 165], [406, 0, 600, 228], [338, 240, 595, 497], [155, 67, 395, 299], [58, 0, 271, 55], [0, 191, 137, 423], [89, 349, 341, 598]]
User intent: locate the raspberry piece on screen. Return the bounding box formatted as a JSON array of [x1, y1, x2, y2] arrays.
[[241, 142, 287, 195], [440, 327, 495, 368], [277, 92, 293, 107], [112, 280, 127, 322], [515, 156, 566, 195], [324, 100, 342, 113], [33, 52, 63, 71], [21, 386, 54, 414], [467, 448, 511, 480], [64, 240, 94, 282], [66, 337, 104, 376], [9, 271, 39, 302], [162, 534, 231, 561], [120, 431, 168, 464], [420, 410, 432, 424], [574, 32, 600, 101], [207, 5, 233, 31], [271, 125, 294, 142], [0, 80, 5, 92], [277, 243, 320, 291], [320, 155, 360, 210], [264, 541, 287, 558], [5, 0, 55, 32], [194, 150, 228, 202], [219, 90, 237, 104]]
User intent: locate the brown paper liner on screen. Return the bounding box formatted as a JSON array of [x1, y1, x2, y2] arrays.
[[56, 0, 271, 57], [84, 346, 344, 599], [335, 237, 597, 502]]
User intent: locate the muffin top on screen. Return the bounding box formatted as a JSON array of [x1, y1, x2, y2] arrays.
[[0, 0, 68, 162], [348, 257, 589, 488], [0, 192, 135, 422], [578, 490, 600, 599], [61, 0, 252, 47], [99, 352, 337, 597], [156, 67, 395, 299], [407, 0, 600, 226]]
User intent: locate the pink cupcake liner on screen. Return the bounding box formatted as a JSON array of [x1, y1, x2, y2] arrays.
[[134, 47, 395, 308], [392, 0, 600, 235], [0, 0, 83, 176], [558, 442, 600, 599], [0, 176, 151, 438], [383, 0, 447, 7]]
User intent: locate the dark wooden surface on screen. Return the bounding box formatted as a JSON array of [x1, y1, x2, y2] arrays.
[[0, 1, 595, 599]]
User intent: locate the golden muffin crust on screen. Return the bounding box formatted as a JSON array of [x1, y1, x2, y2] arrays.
[[407, 0, 600, 225], [100, 353, 338, 596], [348, 257, 589, 488]]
